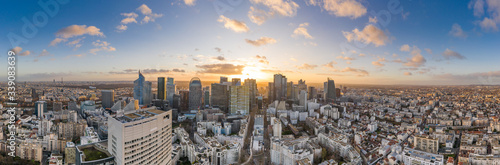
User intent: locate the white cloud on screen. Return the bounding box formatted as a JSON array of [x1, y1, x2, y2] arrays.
[[343, 24, 389, 47], [449, 23, 468, 38], [90, 40, 116, 54], [248, 6, 270, 25], [184, 0, 196, 6], [369, 16, 377, 23], [404, 46, 426, 67], [442, 48, 466, 60], [425, 48, 433, 54], [292, 23, 313, 39], [248, 0, 299, 24], [116, 4, 163, 31], [479, 17, 498, 31], [400, 44, 410, 52], [245, 37, 277, 46], [217, 15, 250, 33], [297, 63, 318, 70], [308, 0, 367, 19]]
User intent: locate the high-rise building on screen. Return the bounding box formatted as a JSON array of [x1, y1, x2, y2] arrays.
[[31, 88, 38, 100], [230, 85, 249, 115], [157, 77, 166, 100], [272, 118, 282, 139], [167, 77, 176, 106], [244, 78, 257, 107], [108, 108, 173, 165], [308, 86, 316, 100], [189, 77, 202, 110], [268, 82, 274, 102], [211, 83, 229, 113], [231, 78, 241, 86], [101, 90, 115, 109], [133, 71, 152, 105], [273, 74, 287, 101], [35, 101, 47, 118], [220, 76, 228, 84], [286, 81, 294, 100], [326, 78, 336, 103], [179, 90, 189, 111], [299, 90, 308, 110], [203, 86, 210, 108]]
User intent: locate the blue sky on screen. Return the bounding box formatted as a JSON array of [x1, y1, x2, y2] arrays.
[[1, 0, 500, 85]]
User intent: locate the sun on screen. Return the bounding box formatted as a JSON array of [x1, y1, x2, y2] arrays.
[[229, 66, 267, 81]]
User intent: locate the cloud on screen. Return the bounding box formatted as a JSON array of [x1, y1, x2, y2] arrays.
[[110, 68, 185, 74], [10, 47, 31, 56], [292, 23, 313, 39], [184, 0, 196, 6], [290, 58, 297, 61], [479, 17, 498, 31], [404, 72, 412, 76], [340, 67, 369, 76], [137, 4, 152, 15], [400, 44, 410, 52], [404, 46, 426, 67], [67, 37, 85, 48], [442, 48, 466, 60], [256, 55, 269, 64], [248, 7, 270, 25], [308, 0, 367, 19], [336, 55, 355, 60], [424, 48, 433, 54], [117, 4, 163, 31], [249, 0, 299, 17], [218, 15, 250, 33], [215, 47, 222, 53], [323, 61, 337, 69], [371, 57, 386, 67], [116, 25, 128, 31], [369, 16, 377, 23], [245, 37, 277, 46], [50, 25, 103, 46], [90, 40, 116, 54], [297, 63, 318, 70], [343, 24, 389, 47], [433, 70, 500, 84], [469, 0, 485, 17], [38, 49, 51, 57], [449, 23, 468, 38], [196, 64, 245, 75], [213, 56, 225, 61], [120, 12, 138, 24]]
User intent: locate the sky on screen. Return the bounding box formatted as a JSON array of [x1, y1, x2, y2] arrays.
[[1, 0, 500, 85]]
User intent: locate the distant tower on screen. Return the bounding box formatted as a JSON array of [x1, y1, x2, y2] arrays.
[[35, 101, 47, 118], [326, 78, 336, 103], [133, 71, 152, 105], [273, 74, 287, 101], [188, 77, 202, 110], [157, 77, 166, 100], [101, 90, 115, 109], [167, 77, 176, 106]]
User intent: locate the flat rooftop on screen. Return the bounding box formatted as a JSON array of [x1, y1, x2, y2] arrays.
[[115, 106, 168, 123]]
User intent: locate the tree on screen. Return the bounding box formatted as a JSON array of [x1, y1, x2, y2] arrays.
[[321, 148, 328, 161]]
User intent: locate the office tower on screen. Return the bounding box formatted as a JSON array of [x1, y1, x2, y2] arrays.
[[53, 102, 63, 111], [167, 77, 176, 105], [31, 88, 38, 100], [308, 86, 316, 100], [172, 94, 180, 109], [323, 81, 328, 100], [268, 82, 274, 102], [203, 86, 210, 107], [220, 76, 228, 84], [244, 78, 257, 107], [133, 71, 152, 105], [179, 90, 189, 111], [336, 88, 341, 98], [211, 83, 229, 113], [293, 84, 300, 100], [108, 108, 173, 165], [272, 118, 282, 139], [299, 90, 308, 109], [101, 90, 115, 109], [157, 77, 166, 100], [326, 78, 336, 103], [231, 78, 241, 86], [286, 81, 294, 100], [230, 85, 249, 115], [273, 74, 287, 101], [189, 77, 202, 110], [297, 79, 307, 96], [35, 101, 47, 118]]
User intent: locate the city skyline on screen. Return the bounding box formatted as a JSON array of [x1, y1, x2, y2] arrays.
[[2, 0, 500, 85]]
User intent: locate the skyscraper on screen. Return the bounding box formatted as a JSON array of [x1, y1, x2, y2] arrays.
[[35, 101, 47, 118], [326, 78, 336, 103], [179, 90, 189, 111], [308, 86, 316, 100], [211, 83, 229, 113], [273, 74, 287, 101], [101, 90, 115, 109], [31, 88, 38, 100], [203, 86, 210, 108], [268, 82, 274, 102], [220, 76, 228, 84], [167, 77, 176, 106], [230, 85, 249, 115], [286, 81, 294, 100], [108, 108, 172, 165], [157, 77, 166, 100], [189, 77, 202, 110], [133, 71, 152, 105], [232, 78, 241, 86], [244, 78, 257, 107]]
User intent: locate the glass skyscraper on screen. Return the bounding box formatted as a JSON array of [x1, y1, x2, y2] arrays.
[[158, 77, 166, 100], [188, 77, 202, 110], [134, 71, 152, 105]]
